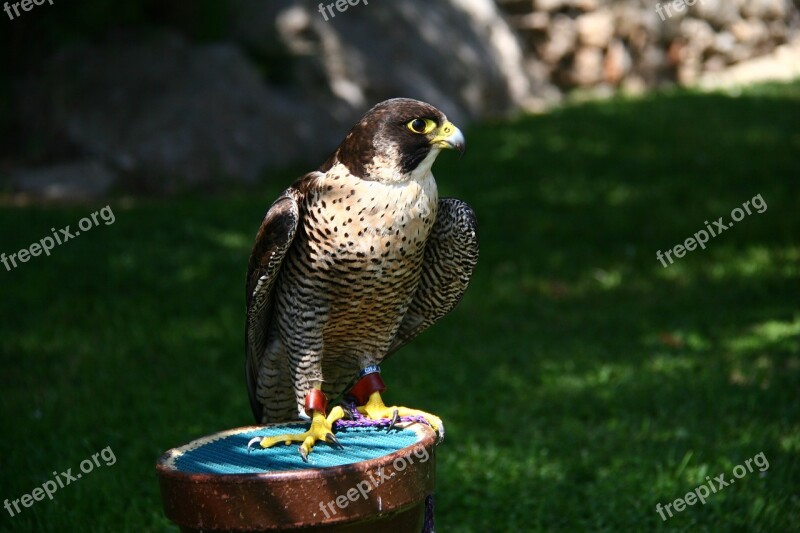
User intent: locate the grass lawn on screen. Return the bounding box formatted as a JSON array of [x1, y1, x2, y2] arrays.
[[1, 81, 798, 531]]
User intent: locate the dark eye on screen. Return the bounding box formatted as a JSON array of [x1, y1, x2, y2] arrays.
[[407, 118, 436, 134], [409, 119, 427, 133]]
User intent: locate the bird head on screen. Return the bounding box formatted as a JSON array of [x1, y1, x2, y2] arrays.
[[326, 98, 465, 184]]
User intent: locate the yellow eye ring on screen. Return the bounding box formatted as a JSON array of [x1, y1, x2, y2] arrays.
[[407, 118, 437, 135]]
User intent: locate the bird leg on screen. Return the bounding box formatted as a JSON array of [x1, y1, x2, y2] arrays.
[[248, 386, 346, 461], [357, 391, 444, 441], [349, 366, 444, 441]]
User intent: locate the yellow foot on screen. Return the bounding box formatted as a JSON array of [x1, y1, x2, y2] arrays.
[[247, 406, 346, 462], [357, 392, 444, 442]]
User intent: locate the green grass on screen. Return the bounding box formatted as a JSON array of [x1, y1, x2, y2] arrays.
[[1, 81, 799, 531]]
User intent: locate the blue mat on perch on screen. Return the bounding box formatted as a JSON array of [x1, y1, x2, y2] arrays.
[[172, 424, 423, 474]]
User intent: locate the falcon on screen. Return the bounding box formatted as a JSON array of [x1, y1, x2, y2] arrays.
[[245, 98, 479, 460]]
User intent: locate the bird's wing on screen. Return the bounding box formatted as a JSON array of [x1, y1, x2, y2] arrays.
[[387, 197, 479, 356], [245, 181, 307, 421]]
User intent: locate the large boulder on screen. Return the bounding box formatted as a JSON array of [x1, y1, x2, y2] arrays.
[[10, 160, 117, 201], [230, 0, 544, 124], [10, 1, 542, 196], [13, 32, 339, 192]]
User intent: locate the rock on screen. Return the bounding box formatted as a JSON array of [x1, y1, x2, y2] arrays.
[[229, 0, 296, 57], [604, 39, 632, 84], [741, 0, 788, 19], [574, 0, 600, 11], [704, 54, 729, 72], [698, 38, 800, 89], [537, 14, 577, 65], [571, 46, 605, 85], [10, 160, 117, 201], [231, 0, 540, 123], [693, 0, 744, 28], [680, 18, 716, 52], [712, 31, 738, 55], [9, 1, 551, 197], [576, 11, 614, 48], [730, 19, 770, 45], [620, 75, 647, 95], [639, 45, 670, 85], [13, 32, 336, 191], [535, 0, 566, 11], [513, 12, 550, 31]]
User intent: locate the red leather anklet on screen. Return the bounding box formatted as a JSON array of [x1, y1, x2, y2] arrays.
[[348, 369, 386, 405], [304, 389, 328, 417]]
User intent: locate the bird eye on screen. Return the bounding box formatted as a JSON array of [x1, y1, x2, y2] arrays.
[[407, 118, 436, 135]]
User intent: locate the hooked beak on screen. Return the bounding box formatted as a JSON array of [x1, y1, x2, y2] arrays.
[[431, 121, 465, 157]]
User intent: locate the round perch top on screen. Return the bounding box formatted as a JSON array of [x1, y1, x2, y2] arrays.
[[156, 422, 437, 532], [165, 424, 423, 473]]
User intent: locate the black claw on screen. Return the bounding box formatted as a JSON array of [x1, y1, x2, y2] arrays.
[[437, 424, 446, 444], [299, 446, 309, 463], [341, 406, 354, 420], [388, 408, 399, 431], [326, 432, 344, 450]]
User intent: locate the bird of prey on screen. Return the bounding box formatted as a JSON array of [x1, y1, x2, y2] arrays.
[[245, 98, 478, 460]]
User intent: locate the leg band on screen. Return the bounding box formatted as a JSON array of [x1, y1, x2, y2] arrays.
[[304, 389, 328, 417], [348, 367, 386, 405]]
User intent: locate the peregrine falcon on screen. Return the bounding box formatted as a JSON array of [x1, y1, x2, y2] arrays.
[[245, 98, 479, 460]]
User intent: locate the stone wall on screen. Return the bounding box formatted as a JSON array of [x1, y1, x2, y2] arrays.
[[499, 0, 799, 93]]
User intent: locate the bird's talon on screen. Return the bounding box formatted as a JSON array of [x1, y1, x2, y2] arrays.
[[247, 406, 347, 458], [389, 408, 399, 431], [326, 432, 343, 450], [247, 437, 262, 453]]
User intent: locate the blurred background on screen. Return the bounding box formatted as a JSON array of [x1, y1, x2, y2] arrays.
[[1, 0, 798, 531], [1, 0, 798, 196]]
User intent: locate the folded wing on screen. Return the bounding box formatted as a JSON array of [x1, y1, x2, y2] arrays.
[[245, 186, 304, 421], [387, 198, 479, 356]]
